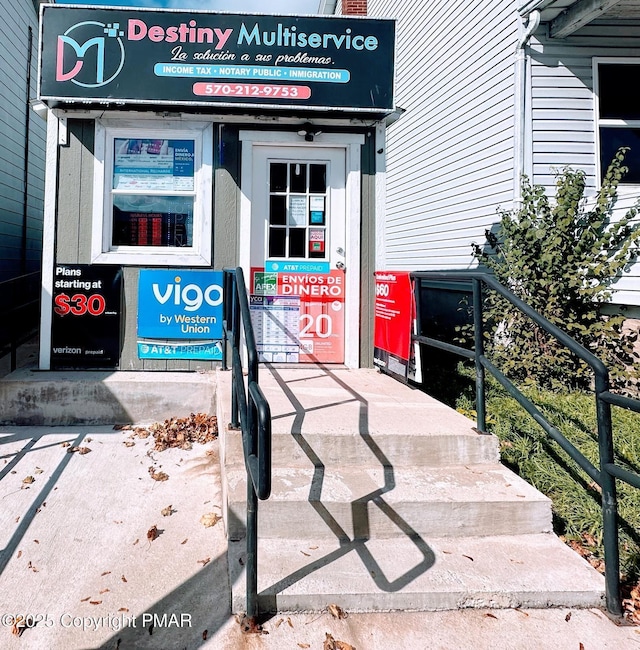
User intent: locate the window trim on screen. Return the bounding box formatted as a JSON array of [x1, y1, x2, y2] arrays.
[[91, 118, 213, 266], [593, 57, 640, 189]]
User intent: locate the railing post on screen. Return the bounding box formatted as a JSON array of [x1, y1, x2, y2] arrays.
[[595, 372, 622, 617], [472, 278, 487, 434], [230, 272, 240, 429], [246, 476, 258, 619]]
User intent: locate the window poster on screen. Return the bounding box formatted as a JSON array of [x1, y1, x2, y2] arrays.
[[250, 295, 301, 363], [113, 139, 194, 191], [251, 267, 344, 363], [51, 264, 122, 369]]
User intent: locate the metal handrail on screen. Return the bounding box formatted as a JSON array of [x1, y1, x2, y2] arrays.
[[410, 270, 640, 618], [222, 267, 271, 622], [0, 271, 41, 371]]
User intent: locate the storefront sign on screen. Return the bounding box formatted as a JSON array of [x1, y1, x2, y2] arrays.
[[137, 340, 223, 360], [373, 271, 414, 379], [51, 264, 122, 369], [252, 268, 344, 363], [137, 269, 223, 340], [39, 6, 395, 112], [265, 260, 330, 274]]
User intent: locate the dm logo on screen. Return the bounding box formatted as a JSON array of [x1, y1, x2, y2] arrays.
[[56, 21, 125, 88]]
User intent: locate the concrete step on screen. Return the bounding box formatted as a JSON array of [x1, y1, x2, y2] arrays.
[[228, 534, 605, 613], [223, 427, 499, 470], [0, 367, 216, 425], [224, 464, 552, 541]]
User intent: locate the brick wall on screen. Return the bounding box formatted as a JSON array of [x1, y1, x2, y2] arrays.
[[342, 0, 367, 15]]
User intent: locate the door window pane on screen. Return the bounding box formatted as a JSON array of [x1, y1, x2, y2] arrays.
[[290, 163, 307, 193], [269, 195, 286, 225], [289, 228, 306, 257], [270, 163, 287, 192], [309, 164, 326, 193], [268, 229, 286, 257]]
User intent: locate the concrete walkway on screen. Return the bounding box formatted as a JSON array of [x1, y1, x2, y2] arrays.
[[0, 360, 637, 647]]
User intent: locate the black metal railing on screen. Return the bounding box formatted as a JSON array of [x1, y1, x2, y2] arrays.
[[0, 271, 40, 371], [222, 267, 272, 622], [411, 270, 640, 618]]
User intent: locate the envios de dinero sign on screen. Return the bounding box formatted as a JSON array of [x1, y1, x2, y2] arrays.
[[38, 5, 395, 112]]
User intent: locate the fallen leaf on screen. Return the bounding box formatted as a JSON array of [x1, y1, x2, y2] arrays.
[[81, 596, 91, 602], [200, 512, 221, 528], [275, 618, 284, 628], [323, 633, 355, 650], [61, 442, 71, 447], [565, 612, 572, 622], [17, 550, 22, 559], [67, 446, 91, 455], [287, 617, 293, 628], [89, 601, 102, 605], [462, 555, 474, 561], [301, 551, 310, 557], [148, 467, 169, 482], [99, 588, 110, 594], [485, 613, 498, 619], [327, 604, 348, 620], [161, 505, 174, 517], [298, 644, 310, 649], [11, 616, 27, 637], [580, 644, 585, 650], [309, 546, 319, 550], [101, 571, 111, 576], [22, 476, 35, 484], [34, 468, 44, 474], [181, 538, 188, 545], [118, 607, 129, 612], [198, 557, 211, 566], [121, 575, 127, 583], [147, 525, 160, 542], [133, 538, 139, 546], [124, 441, 135, 447], [202, 630, 208, 641], [33, 540, 39, 544], [85, 437, 92, 443], [27, 561, 38, 572]]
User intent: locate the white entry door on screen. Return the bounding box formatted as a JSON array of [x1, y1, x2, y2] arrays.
[[240, 133, 362, 367]]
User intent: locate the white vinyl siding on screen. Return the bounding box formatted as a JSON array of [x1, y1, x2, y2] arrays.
[[530, 21, 640, 305], [0, 0, 45, 281], [368, 0, 519, 270]]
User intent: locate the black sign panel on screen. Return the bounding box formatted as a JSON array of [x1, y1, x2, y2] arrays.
[[51, 264, 123, 369], [39, 6, 395, 112]]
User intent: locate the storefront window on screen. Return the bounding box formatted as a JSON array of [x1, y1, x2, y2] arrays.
[[91, 121, 212, 265]]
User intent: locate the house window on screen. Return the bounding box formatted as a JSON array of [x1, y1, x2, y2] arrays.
[[597, 62, 640, 184], [91, 120, 213, 265]]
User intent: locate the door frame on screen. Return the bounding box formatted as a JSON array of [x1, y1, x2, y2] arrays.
[[239, 130, 364, 368]]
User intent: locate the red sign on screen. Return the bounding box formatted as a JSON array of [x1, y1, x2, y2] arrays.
[[251, 268, 345, 363], [374, 271, 414, 378]]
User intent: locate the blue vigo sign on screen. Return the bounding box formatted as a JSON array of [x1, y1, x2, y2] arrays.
[[137, 269, 223, 340]]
